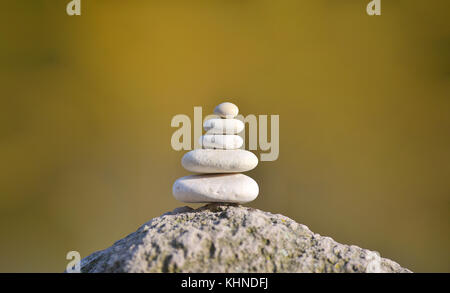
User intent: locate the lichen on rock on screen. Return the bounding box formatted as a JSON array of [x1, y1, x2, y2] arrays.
[[80, 204, 411, 273]]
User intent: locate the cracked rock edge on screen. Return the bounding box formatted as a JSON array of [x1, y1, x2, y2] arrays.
[[79, 204, 411, 273]]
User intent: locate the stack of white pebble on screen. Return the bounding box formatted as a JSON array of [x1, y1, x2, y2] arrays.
[[173, 102, 259, 204]]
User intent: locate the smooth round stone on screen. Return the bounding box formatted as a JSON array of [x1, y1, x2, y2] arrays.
[[203, 118, 244, 134], [173, 173, 259, 203], [199, 135, 243, 150], [214, 102, 239, 118], [182, 149, 258, 173]]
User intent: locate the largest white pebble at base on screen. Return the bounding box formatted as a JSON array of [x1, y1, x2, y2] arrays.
[[172, 173, 259, 203]]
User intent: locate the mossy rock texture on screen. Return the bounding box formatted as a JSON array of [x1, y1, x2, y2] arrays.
[[80, 204, 411, 273]]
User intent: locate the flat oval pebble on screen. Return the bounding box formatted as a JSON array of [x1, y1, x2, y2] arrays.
[[214, 102, 239, 118], [203, 118, 244, 134], [182, 149, 258, 173], [173, 173, 259, 203], [199, 135, 243, 150]]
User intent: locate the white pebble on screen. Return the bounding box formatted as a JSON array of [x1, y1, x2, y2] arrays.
[[182, 149, 258, 173], [199, 135, 243, 150], [214, 102, 239, 118], [173, 174, 259, 203], [203, 118, 244, 134]]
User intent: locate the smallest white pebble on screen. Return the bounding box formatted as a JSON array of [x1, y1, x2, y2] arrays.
[[214, 102, 239, 118]]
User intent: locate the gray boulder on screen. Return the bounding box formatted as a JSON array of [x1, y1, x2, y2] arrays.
[[80, 203, 411, 273]]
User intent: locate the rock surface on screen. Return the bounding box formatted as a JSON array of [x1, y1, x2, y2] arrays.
[[80, 204, 411, 273]]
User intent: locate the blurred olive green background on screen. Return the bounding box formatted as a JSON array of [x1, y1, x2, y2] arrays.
[[1, 0, 449, 272]]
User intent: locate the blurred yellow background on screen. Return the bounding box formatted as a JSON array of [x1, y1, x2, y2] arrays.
[[1, 0, 449, 272]]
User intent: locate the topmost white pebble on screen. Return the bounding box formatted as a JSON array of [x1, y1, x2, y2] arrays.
[[214, 102, 239, 118]]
